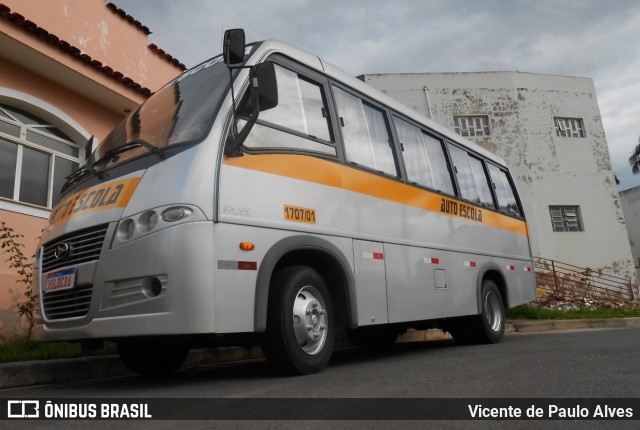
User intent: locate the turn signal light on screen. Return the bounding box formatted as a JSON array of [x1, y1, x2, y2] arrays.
[[239, 242, 255, 251]]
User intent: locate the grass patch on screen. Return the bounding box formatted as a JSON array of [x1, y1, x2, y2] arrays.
[[506, 304, 640, 320], [0, 340, 117, 363]]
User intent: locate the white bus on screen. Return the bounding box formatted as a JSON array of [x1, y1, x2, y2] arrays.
[[34, 29, 535, 376]]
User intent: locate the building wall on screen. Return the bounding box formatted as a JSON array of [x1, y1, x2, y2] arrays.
[[0, 57, 123, 140], [361, 72, 637, 295], [2, 0, 180, 92], [620, 186, 640, 279], [0, 0, 184, 340]]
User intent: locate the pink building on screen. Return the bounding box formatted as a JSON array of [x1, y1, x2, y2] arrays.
[[0, 0, 184, 340]]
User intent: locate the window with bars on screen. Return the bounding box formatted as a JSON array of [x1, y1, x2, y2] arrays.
[[549, 205, 584, 232], [0, 103, 80, 208], [453, 115, 490, 137], [554, 117, 585, 138]]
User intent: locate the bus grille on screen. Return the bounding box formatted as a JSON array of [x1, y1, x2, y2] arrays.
[[42, 285, 93, 320], [42, 224, 109, 273]]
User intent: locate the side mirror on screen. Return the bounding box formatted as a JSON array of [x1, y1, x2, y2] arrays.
[[223, 29, 245, 66], [254, 62, 278, 112], [225, 62, 279, 157]]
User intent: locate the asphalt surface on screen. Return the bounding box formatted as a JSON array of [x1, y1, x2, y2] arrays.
[[1, 317, 639, 390]]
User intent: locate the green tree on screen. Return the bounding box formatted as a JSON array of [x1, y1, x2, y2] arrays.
[[629, 136, 640, 174]]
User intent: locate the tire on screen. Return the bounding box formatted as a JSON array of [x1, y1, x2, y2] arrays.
[[479, 280, 506, 343], [447, 319, 476, 345], [262, 265, 335, 375], [117, 338, 189, 376], [448, 279, 505, 345]]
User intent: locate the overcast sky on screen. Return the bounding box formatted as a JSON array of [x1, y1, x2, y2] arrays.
[[114, 0, 640, 191]]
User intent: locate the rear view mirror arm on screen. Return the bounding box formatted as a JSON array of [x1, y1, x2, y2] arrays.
[[223, 29, 278, 157]]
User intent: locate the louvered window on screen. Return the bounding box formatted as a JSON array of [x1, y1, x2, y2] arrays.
[[549, 205, 584, 232]]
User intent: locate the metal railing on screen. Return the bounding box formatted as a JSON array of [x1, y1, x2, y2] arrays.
[[534, 257, 635, 301]]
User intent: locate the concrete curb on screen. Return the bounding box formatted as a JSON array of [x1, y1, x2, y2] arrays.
[[2, 318, 639, 390], [506, 316, 640, 333]]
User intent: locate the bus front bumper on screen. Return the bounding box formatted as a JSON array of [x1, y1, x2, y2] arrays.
[[33, 221, 216, 342]]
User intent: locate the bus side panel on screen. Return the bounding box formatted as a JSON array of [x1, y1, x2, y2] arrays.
[[353, 240, 388, 326], [218, 156, 535, 328], [212, 222, 293, 333], [506, 263, 537, 307], [386, 244, 465, 323]]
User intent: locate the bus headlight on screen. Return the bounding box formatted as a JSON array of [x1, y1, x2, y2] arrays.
[[112, 205, 205, 248], [138, 210, 159, 232], [117, 218, 136, 240]]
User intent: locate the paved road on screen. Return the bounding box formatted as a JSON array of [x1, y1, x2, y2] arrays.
[[2, 327, 640, 429]]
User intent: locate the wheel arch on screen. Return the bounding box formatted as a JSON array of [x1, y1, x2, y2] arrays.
[[254, 235, 356, 332], [476, 264, 509, 313]]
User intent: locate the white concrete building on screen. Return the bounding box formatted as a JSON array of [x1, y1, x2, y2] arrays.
[[360, 72, 637, 294], [620, 186, 640, 278]]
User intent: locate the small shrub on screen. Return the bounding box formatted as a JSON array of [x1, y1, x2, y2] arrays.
[[0, 221, 37, 340]]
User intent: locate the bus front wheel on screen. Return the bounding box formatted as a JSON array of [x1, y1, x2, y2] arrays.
[[262, 265, 335, 375]]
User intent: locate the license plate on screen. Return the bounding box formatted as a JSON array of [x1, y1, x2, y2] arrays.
[[45, 268, 76, 293]]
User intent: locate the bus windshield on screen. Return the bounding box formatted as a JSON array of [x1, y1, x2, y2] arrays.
[[88, 55, 231, 172]]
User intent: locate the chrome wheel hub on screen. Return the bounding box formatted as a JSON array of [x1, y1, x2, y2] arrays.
[[292, 285, 328, 355], [484, 290, 503, 332]]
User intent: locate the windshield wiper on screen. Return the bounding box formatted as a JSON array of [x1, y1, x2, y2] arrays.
[[135, 139, 167, 160], [61, 166, 92, 194], [92, 140, 166, 168], [61, 141, 166, 194], [61, 164, 111, 194]]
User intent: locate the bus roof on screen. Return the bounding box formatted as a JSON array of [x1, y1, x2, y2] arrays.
[[247, 39, 508, 168]]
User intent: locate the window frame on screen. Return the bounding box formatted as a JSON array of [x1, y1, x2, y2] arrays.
[[485, 160, 525, 219], [0, 104, 80, 209], [554, 117, 585, 138], [549, 205, 584, 232], [329, 81, 402, 180], [454, 115, 491, 138], [446, 142, 497, 210], [390, 113, 456, 197], [239, 55, 339, 159]]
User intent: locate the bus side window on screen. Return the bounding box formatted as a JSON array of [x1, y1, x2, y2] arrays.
[[259, 65, 333, 142], [468, 157, 495, 209], [242, 64, 336, 155], [448, 145, 494, 208], [393, 117, 454, 195], [333, 86, 399, 177], [487, 164, 522, 217]]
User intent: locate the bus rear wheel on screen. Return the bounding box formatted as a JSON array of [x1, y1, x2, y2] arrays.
[[117, 338, 189, 376], [449, 279, 505, 345], [262, 265, 335, 375], [480, 280, 506, 343]]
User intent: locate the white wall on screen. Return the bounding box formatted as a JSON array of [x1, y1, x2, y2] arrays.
[[620, 186, 640, 279]]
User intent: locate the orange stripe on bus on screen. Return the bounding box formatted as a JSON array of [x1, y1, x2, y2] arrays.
[[223, 154, 528, 236], [48, 177, 142, 227]]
